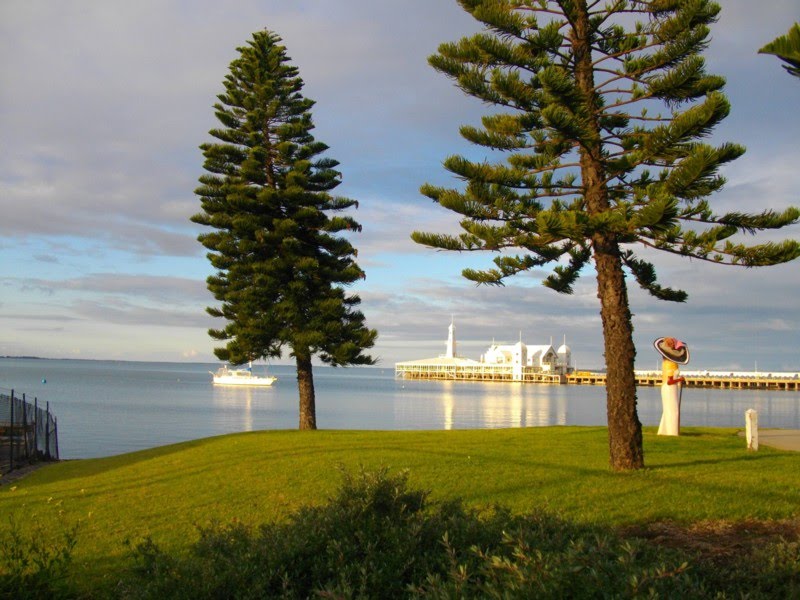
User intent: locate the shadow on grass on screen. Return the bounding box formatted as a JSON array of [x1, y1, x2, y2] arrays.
[[8, 437, 213, 488], [646, 449, 785, 470]]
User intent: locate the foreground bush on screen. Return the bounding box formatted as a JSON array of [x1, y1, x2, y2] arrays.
[[119, 467, 729, 599], [124, 468, 507, 598], [6, 466, 795, 598], [0, 519, 77, 600]]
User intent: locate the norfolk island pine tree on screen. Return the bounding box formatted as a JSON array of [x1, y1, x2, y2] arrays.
[[759, 22, 800, 79], [412, 0, 800, 470], [192, 30, 377, 430]]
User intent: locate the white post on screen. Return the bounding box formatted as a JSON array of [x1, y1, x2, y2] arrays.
[[745, 409, 758, 451]]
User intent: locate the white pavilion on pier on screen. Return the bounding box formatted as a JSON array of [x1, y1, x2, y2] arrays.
[[395, 319, 573, 383], [482, 335, 573, 375]]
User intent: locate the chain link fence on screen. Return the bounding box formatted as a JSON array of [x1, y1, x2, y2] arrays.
[[0, 388, 59, 475]]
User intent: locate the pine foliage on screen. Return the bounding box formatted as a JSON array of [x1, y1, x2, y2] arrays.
[[413, 0, 800, 300], [760, 23, 800, 78], [192, 30, 376, 368]]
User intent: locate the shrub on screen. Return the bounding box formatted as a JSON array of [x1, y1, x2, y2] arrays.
[[0, 518, 78, 600], [125, 467, 503, 599], [692, 537, 800, 599], [412, 530, 701, 598], [122, 467, 700, 599]]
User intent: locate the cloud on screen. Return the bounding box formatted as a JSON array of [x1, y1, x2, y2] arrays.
[[7, 273, 208, 303], [722, 155, 800, 215], [361, 274, 607, 368], [0, 0, 480, 259], [70, 298, 210, 328], [0, 0, 797, 368], [33, 254, 60, 264], [0, 313, 81, 323], [1, 274, 215, 345]]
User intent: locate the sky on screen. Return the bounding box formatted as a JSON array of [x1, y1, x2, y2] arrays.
[[1, 0, 798, 372]]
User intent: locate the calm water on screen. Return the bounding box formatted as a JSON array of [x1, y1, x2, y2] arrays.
[[1, 358, 798, 459]]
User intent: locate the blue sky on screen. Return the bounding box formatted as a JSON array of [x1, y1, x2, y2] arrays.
[[1, 0, 798, 371]]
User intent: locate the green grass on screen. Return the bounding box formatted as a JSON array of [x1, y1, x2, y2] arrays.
[[2, 426, 798, 593]]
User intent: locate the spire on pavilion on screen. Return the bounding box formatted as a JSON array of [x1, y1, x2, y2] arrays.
[[445, 315, 456, 358]]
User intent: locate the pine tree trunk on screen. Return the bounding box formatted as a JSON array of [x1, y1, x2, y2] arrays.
[[593, 238, 644, 471], [573, 0, 643, 470], [296, 352, 317, 430]]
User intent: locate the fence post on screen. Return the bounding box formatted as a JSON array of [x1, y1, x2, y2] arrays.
[[45, 401, 51, 459], [9, 390, 14, 472], [34, 397, 39, 458], [53, 417, 59, 460], [22, 395, 28, 462]]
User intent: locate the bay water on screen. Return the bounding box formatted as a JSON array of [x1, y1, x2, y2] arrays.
[[1, 358, 798, 459]]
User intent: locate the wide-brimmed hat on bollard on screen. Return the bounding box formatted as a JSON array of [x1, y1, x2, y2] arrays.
[[653, 337, 690, 364]]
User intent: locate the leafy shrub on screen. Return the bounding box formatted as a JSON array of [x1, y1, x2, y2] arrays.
[[122, 467, 702, 599], [125, 467, 502, 599], [691, 537, 800, 599], [121, 467, 799, 599], [0, 518, 78, 600], [412, 530, 702, 598]]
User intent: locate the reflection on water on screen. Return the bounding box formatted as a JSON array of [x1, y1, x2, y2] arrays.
[[396, 380, 582, 429], [441, 382, 454, 430], [675, 387, 800, 429], [212, 384, 282, 433], [213, 386, 252, 432], [394, 378, 800, 432]]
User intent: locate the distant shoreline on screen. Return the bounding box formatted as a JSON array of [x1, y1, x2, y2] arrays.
[[2, 356, 796, 375], [0, 356, 382, 368]]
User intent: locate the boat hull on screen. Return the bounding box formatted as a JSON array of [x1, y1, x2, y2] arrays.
[[212, 377, 276, 386], [212, 375, 276, 386], [210, 363, 277, 386]]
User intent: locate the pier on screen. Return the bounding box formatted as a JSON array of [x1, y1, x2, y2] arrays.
[[395, 362, 563, 384], [396, 365, 800, 391], [567, 372, 800, 391], [395, 320, 799, 391]]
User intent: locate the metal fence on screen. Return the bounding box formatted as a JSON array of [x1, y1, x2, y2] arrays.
[[0, 388, 59, 475]]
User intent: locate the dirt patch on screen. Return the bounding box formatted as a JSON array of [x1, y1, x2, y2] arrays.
[[0, 461, 56, 486], [621, 518, 800, 562]]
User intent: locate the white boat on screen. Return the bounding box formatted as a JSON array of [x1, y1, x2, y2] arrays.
[[210, 362, 276, 386]]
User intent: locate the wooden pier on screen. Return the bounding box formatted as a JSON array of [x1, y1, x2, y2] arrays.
[[395, 362, 563, 384], [567, 372, 800, 391], [396, 363, 800, 391]]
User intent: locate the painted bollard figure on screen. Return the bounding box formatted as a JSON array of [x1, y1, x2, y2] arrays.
[[654, 337, 690, 436]]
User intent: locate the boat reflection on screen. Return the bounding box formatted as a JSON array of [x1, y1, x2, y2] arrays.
[[212, 385, 276, 432]]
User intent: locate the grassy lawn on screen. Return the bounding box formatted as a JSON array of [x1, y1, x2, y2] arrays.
[[2, 426, 798, 593]]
